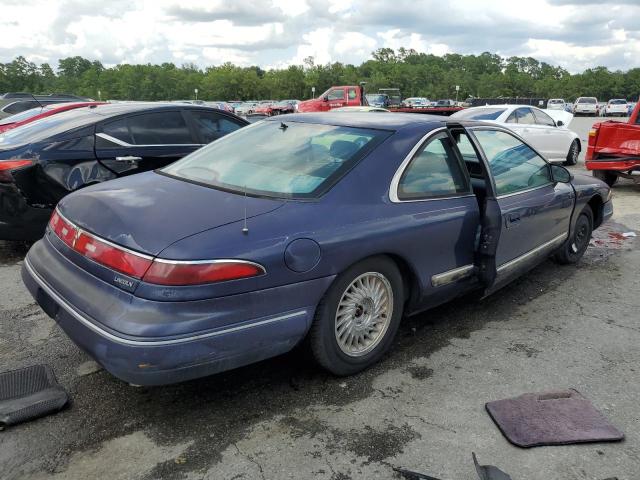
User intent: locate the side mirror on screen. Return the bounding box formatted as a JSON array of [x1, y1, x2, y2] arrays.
[[556, 120, 564, 127], [551, 164, 572, 183]]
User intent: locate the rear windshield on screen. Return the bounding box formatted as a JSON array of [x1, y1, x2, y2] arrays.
[[578, 98, 597, 104], [162, 121, 390, 199], [0, 108, 97, 145], [609, 99, 627, 104], [0, 106, 44, 125], [367, 95, 387, 102], [453, 108, 506, 120], [548, 99, 564, 104]]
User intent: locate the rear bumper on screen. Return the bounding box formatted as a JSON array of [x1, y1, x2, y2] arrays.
[[585, 158, 640, 171], [0, 182, 51, 241], [22, 240, 334, 385]]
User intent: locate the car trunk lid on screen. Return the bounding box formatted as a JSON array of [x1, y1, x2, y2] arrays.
[[57, 171, 285, 256]]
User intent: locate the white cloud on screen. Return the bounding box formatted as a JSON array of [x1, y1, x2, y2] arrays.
[[0, 0, 638, 72]]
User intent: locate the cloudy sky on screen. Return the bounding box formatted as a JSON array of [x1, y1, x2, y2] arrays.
[[1, 0, 639, 72]]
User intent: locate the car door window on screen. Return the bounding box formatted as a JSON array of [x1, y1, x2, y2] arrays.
[[472, 129, 552, 196], [3, 101, 38, 114], [397, 132, 470, 200], [101, 111, 195, 146], [506, 111, 518, 123], [102, 117, 133, 144], [327, 89, 345, 101], [188, 110, 244, 144], [515, 108, 536, 125], [532, 109, 556, 127], [127, 111, 194, 145], [348, 88, 357, 100]]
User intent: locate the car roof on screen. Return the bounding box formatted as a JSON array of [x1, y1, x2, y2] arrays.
[[265, 112, 450, 130], [79, 102, 213, 117]]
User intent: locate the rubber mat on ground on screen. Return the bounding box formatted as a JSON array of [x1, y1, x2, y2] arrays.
[[0, 365, 68, 429], [486, 389, 624, 448]]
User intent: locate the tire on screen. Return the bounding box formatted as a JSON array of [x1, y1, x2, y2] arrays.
[[309, 256, 404, 376], [564, 139, 580, 166], [554, 205, 593, 264], [593, 170, 618, 187]]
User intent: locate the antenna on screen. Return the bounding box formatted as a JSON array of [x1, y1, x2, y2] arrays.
[[242, 186, 249, 234], [29, 93, 44, 109]]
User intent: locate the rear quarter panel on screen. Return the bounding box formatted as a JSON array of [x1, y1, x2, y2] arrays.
[[155, 124, 481, 310]]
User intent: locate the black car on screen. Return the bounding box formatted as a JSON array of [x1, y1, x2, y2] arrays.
[[0, 93, 90, 119], [0, 103, 248, 240]]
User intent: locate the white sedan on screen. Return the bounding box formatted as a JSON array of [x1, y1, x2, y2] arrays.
[[450, 105, 580, 165]]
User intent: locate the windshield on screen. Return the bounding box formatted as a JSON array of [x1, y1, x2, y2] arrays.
[[162, 121, 390, 199], [0, 106, 45, 125], [452, 108, 506, 120], [578, 98, 597, 104], [0, 108, 96, 146]]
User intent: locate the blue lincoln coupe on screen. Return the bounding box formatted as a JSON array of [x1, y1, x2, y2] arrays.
[[21, 113, 612, 385]]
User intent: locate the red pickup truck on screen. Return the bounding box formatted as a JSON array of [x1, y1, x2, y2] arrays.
[[297, 85, 367, 112], [586, 100, 640, 186]]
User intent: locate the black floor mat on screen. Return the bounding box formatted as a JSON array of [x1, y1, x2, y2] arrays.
[[0, 365, 68, 429]]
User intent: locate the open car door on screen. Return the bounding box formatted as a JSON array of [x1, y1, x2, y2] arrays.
[[447, 123, 500, 294], [450, 123, 574, 296]]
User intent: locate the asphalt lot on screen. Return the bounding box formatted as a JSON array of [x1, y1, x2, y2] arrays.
[[1, 115, 639, 480]]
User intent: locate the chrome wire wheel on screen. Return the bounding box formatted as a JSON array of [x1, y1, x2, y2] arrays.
[[334, 272, 393, 357]]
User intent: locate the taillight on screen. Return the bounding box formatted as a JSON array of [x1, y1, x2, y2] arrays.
[[142, 260, 265, 286], [74, 231, 153, 278], [588, 127, 599, 147], [49, 209, 152, 278], [49, 209, 265, 286], [0, 159, 33, 182], [49, 210, 77, 248]]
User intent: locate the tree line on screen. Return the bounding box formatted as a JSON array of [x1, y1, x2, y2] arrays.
[[1, 48, 639, 102]]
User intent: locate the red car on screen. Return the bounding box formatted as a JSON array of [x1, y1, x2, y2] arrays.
[[0, 101, 106, 133], [585, 100, 640, 186]]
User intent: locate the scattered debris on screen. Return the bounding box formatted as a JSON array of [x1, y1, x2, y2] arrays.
[[473, 453, 512, 480], [393, 466, 443, 480], [622, 231, 637, 238], [0, 364, 68, 429], [394, 454, 513, 480], [486, 389, 624, 448]]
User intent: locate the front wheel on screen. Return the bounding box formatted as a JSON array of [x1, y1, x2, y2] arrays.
[[554, 205, 593, 264], [309, 257, 404, 376], [564, 139, 580, 166], [593, 170, 618, 187]]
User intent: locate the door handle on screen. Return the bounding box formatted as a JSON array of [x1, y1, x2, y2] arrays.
[[115, 156, 141, 162], [506, 213, 521, 227]]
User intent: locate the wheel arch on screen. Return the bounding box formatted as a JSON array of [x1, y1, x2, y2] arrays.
[[326, 252, 421, 311]]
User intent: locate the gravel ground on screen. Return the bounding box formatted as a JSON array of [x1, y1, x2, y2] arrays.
[[1, 116, 638, 480]]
